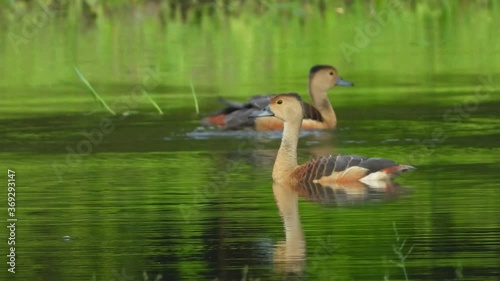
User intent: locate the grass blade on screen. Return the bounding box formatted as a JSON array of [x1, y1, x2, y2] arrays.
[[190, 81, 199, 114], [73, 66, 116, 115], [144, 92, 164, 115]]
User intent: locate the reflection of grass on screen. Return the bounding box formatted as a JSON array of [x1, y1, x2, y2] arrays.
[[389, 222, 414, 281], [142, 271, 163, 281], [90, 269, 163, 281], [89, 267, 256, 281], [2, 0, 496, 21], [212, 265, 260, 281], [73, 66, 116, 115]]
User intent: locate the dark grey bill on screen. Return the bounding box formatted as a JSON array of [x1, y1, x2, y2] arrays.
[[336, 77, 354, 86], [248, 105, 275, 119]]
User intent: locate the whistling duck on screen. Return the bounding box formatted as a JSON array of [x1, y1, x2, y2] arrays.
[[202, 65, 353, 131], [249, 93, 415, 184]]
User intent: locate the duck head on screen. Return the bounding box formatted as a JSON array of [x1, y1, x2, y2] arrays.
[[309, 65, 353, 93], [249, 93, 304, 123]]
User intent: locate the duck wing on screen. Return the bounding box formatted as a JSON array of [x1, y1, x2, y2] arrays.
[[203, 96, 326, 130], [223, 108, 261, 129], [302, 102, 324, 122], [202, 95, 274, 129], [294, 155, 415, 183], [216, 95, 273, 110], [247, 95, 274, 108]]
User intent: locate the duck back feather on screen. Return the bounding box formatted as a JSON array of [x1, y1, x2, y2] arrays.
[[203, 95, 325, 130], [293, 155, 415, 184]]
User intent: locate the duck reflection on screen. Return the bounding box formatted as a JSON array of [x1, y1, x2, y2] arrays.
[[272, 181, 306, 275], [272, 179, 406, 278]]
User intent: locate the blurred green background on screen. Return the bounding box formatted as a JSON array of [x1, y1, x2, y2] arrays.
[[1, 0, 498, 117]]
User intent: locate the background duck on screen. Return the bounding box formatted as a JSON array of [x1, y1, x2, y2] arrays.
[[202, 65, 353, 131], [249, 93, 415, 184]]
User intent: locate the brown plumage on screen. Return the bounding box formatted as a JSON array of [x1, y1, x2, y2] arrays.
[[294, 155, 413, 184], [302, 103, 323, 123], [201, 65, 353, 131], [250, 94, 415, 183]]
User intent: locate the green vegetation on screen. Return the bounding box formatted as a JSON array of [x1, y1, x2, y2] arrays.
[[73, 66, 116, 115], [1, 0, 498, 22], [190, 81, 200, 114], [390, 222, 414, 281], [144, 91, 164, 115], [0, 0, 498, 117]]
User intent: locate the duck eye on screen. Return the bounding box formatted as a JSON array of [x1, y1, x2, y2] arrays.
[[329, 71, 334, 76], [277, 100, 283, 105]]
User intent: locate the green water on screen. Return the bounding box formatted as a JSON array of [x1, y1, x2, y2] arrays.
[[1, 1, 500, 281]]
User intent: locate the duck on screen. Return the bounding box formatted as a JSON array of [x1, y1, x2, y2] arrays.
[[249, 93, 415, 184], [202, 65, 353, 131]]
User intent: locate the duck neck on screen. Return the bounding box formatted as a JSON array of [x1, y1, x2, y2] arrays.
[[309, 84, 337, 127], [273, 119, 300, 181]]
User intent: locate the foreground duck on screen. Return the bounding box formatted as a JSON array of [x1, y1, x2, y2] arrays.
[[249, 93, 415, 183], [202, 65, 353, 131]]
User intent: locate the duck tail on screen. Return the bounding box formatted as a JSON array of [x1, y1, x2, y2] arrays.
[[201, 113, 226, 126], [216, 96, 245, 108]]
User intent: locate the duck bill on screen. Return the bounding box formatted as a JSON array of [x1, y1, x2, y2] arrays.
[[336, 77, 354, 86], [248, 106, 275, 118]]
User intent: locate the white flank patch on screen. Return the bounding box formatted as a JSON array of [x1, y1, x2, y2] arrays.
[[359, 172, 391, 188]]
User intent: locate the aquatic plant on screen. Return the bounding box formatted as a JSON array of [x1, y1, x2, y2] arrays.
[[190, 81, 200, 115], [73, 66, 116, 115], [144, 92, 164, 115]]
